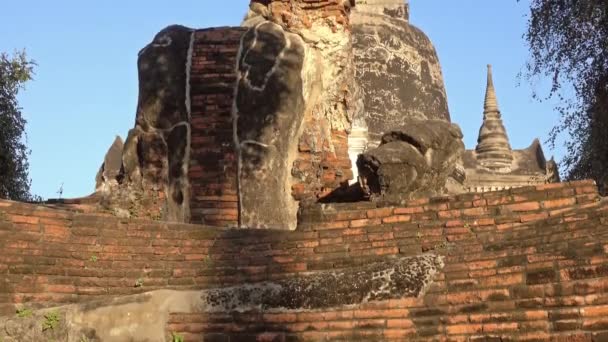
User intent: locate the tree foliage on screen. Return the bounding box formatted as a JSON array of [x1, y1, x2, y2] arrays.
[[0, 50, 36, 201], [521, 0, 608, 193]]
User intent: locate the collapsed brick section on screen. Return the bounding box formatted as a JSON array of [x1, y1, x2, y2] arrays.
[[251, 0, 353, 29], [188, 27, 245, 227], [2, 180, 608, 341], [292, 125, 353, 202]]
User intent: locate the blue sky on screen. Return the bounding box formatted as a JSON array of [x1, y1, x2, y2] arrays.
[[0, 1, 562, 199]]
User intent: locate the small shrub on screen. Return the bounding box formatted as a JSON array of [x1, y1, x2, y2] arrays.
[[16, 307, 33, 318], [90, 255, 98, 263], [171, 332, 185, 342], [41, 310, 60, 331], [134, 278, 144, 288]]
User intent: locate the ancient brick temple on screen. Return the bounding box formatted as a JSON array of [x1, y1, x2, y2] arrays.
[[87, 0, 559, 230], [2, 1, 607, 341]]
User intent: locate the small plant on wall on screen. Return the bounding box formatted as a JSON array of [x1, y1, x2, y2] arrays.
[[171, 332, 185, 342], [41, 310, 60, 331]]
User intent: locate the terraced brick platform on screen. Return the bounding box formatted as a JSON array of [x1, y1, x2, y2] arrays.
[[1, 180, 608, 341]]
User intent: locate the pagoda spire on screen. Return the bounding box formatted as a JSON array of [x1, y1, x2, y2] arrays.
[[475, 65, 513, 172]]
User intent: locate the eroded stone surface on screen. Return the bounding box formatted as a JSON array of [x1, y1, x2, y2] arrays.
[[98, 25, 193, 222], [235, 21, 307, 230], [358, 120, 464, 201], [94, 136, 124, 191], [201, 253, 443, 311], [352, 0, 450, 146], [237, 0, 359, 224]]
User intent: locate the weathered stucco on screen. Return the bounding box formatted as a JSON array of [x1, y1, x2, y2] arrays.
[[352, 0, 450, 146], [234, 21, 307, 230], [237, 0, 358, 225], [97, 25, 193, 223]]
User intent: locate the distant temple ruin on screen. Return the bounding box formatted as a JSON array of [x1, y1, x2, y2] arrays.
[[460, 65, 560, 193]]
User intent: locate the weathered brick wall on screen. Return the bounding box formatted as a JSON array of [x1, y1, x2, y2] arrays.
[[2, 180, 608, 340], [188, 27, 245, 227]]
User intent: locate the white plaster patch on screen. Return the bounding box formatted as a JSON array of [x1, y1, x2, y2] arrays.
[[185, 30, 195, 121]]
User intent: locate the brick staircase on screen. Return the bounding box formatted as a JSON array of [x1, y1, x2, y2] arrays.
[[1, 180, 608, 341]]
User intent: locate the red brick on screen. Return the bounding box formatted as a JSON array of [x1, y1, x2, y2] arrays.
[[445, 227, 471, 235], [474, 218, 496, 226], [582, 317, 608, 330], [424, 203, 449, 211], [447, 324, 483, 335], [297, 332, 327, 341], [576, 185, 598, 195], [525, 310, 548, 320], [366, 208, 393, 219], [582, 305, 608, 317], [520, 320, 551, 332], [323, 310, 353, 320], [382, 215, 411, 223], [388, 298, 422, 308], [536, 182, 567, 190], [368, 232, 393, 241], [506, 202, 541, 212], [480, 322, 518, 333], [46, 284, 76, 293], [333, 211, 367, 221], [487, 196, 512, 206], [394, 206, 424, 215], [341, 228, 365, 236], [463, 207, 488, 216], [327, 321, 354, 329], [447, 292, 480, 305], [438, 210, 461, 219], [386, 318, 414, 328], [542, 198, 576, 209], [9, 215, 39, 225], [296, 312, 324, 322], [521, 212, 549, 222], [263, 313, 297, 323], [256, 333, 285, 342], [44, 225, 70, 238], [349, 218, 382, 228], [446, 315, 469, 324], [469, 260, 497, 270], [383, 329, 416, 339], [315, 221, 349, 230], [469, 313, 510, 323], [470, 269, 496, 278], [445, 220, 464, 228], [480, 273, 523, 287]]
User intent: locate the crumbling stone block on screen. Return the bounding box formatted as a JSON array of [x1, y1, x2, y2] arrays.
[[358, 119, 465, 202]]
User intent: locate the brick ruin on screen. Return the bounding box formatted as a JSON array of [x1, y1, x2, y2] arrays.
[[2, 0, 606, 341], [87, 0, 560, 231]]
